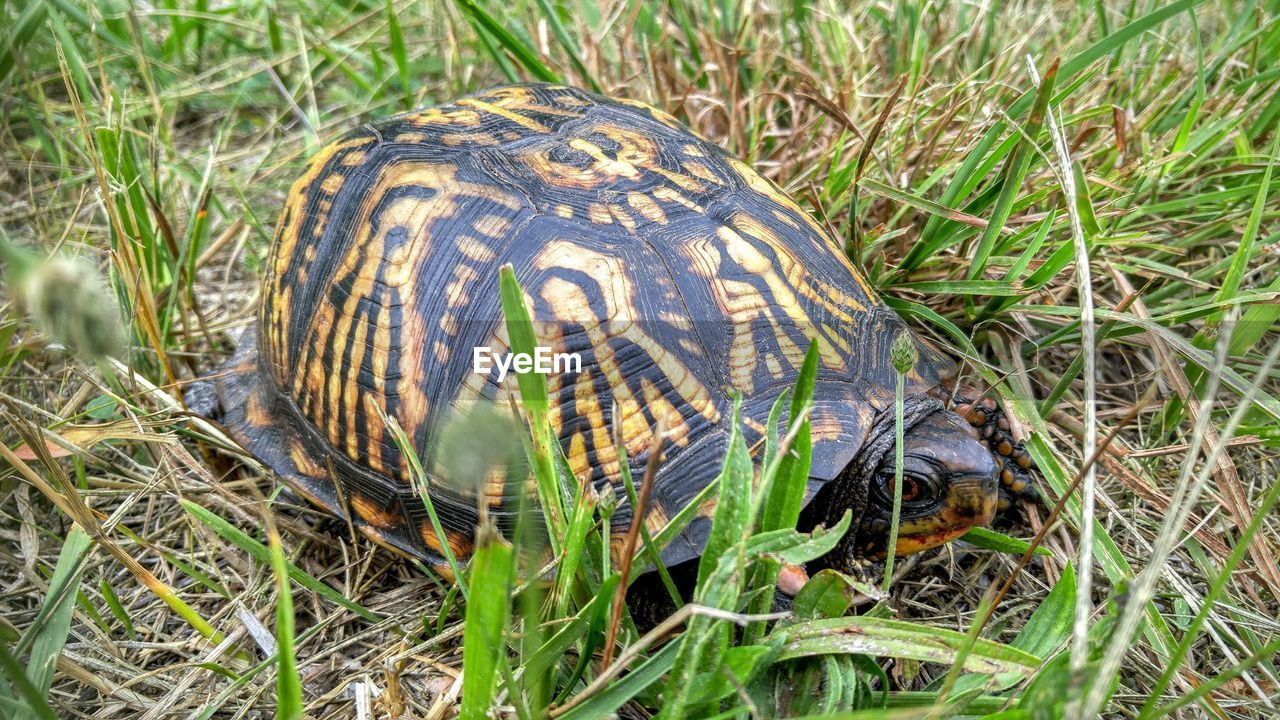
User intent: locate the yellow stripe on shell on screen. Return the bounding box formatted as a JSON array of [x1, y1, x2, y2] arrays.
[[651, 186, 703, 213], [457, 236, 498, 263], [730, 212, 868, 323], [351, 493, 399, 530], [289, 437, 326, 477], [265, 139, 349, 381], [640, 376, 691, 448], [421, 522, 474, 558], [296, 162, 522, 483], [442, 132, 500, 146], [320, 173, 345, 195], [341, 299, 372, 461], [626, 192, 668, 224], [318, 189, 445, 457], [534, 244, 721, 454], [456, 98, 550, 133], [681, 161, 723, 186], [729, 157, 879, 300], [401, 107, 483, 128], [570, 369, 615, 478], [607, 204, 638, 232], [587, 203, 612, 225], [567, 430, 590, 481], [641, 502, 672, 538], [569, 138, 643, 181], [650, 166, 706, 193]]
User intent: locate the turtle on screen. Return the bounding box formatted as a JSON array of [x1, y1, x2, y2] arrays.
[[186, 83, 1036, 590]]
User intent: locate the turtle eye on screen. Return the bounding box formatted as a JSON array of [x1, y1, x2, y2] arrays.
[[881, 476, 921, 501], [873, 470, 937, 508], [894, 476, 921, 502]]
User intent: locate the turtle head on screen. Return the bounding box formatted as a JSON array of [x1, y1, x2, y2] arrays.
[[859, 410, 999, 559]]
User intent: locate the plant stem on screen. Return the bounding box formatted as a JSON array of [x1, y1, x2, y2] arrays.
[[882, 370, 907, 593]]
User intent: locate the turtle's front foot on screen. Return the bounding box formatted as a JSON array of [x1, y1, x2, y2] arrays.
[[943, 384, 1041, 512], [830, 555, 883, 586]]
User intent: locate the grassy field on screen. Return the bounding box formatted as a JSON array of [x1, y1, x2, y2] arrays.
[[2, 0, 1279, 717]]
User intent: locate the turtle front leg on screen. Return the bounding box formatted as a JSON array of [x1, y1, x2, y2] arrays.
[[844, 557, 884, 586], [940, 384, 1040, 511], [821, 521, 886, 586]]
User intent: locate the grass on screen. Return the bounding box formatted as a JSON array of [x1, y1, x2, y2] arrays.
[[2, 0, 1279, 717]]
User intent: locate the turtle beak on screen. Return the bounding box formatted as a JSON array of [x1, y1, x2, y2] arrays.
[[857, 410, 1000, 559], [891, 474, 997, 555]]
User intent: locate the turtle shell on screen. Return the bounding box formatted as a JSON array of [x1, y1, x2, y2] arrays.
[[189, 83, 954, 571]]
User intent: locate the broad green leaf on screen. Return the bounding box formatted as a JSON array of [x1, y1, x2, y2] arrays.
[[687, 644, 778, 705], [557, 641, 680, 720], [792, 569, 863, 621], [22, 527, 92, 699], [761, 341, 819, 533], [960, 527, 1053, 558], [459, 529, 515, 720], [772, 616, 1041, 679], [453, 0, 560, 82], [1013, 563, 1076, 659], [696, 396, 752, 587], [499, 265, 567, 551]]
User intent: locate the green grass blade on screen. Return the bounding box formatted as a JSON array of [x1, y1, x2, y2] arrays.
[[895, 279, 1025, 296], [1136, 471, 1280, 718], [746, 341, 818, 641], [664, 518, 852, 718], [959, 527, 1052, 558], [759, 340, 818, 534], [267, 528, 303, 720], [906, 0, 1204, 270], [966, 61, 1057, 282], [557, 640, 680, 720], [617, 438, 682, 604], [859, 177, 993, 232], [99, 578, 137, 640], [499, 265, 568, 550], [790, 568, 861, 621], [695, 395, 752, 587], [459, 528, 515, 720], [532, 0, 599, 90], [1213, 130, 1279, 312], [454, 0, 560, 82], [526, 575, 618, 679], [1012, 562, 1076, 658], [179, 500, 382, 624], [1148, 638, 1280, 719], [385, 0, 413, 109], [0, 0, 49, 83], [383, 410, 469, 597], [0, 641, 60, 720], [772, 616, 1040, 677], [21, 526, 91, 700], [550, 475, 598, 617]]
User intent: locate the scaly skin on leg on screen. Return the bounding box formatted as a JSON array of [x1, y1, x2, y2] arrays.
[[939, 383, 1040, 511]]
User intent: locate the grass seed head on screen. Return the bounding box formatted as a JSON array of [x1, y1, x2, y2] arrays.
[[890, 331, 918, 376], [10, 250, 123, 361]]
